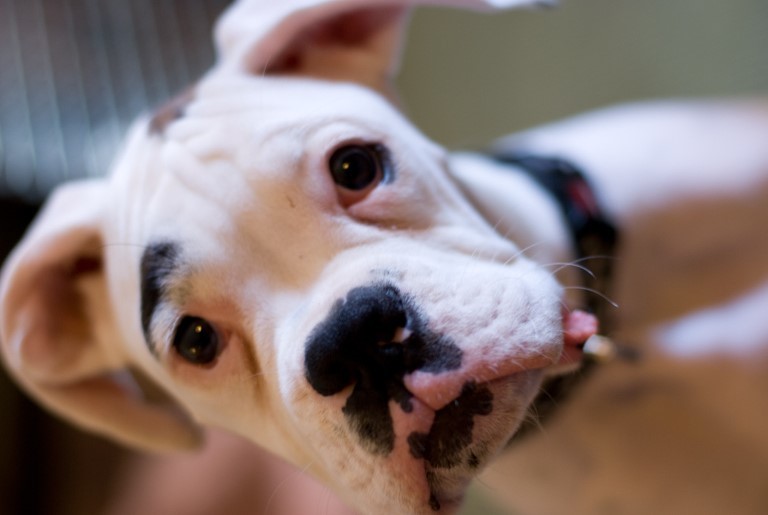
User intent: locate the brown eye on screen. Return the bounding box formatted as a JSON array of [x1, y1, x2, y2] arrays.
[[328, 144, 391, 204], [173, 316, 220, 365]]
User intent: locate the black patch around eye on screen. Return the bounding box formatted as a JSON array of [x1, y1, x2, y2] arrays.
[[140, 242, 180, 353], [173, 316, 220, 365]]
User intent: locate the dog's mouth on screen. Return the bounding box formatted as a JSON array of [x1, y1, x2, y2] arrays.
[[402, 307, 597, 412], [400, 308, 599, 511]]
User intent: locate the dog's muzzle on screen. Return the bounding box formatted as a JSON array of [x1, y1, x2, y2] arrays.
[[303, 279, 598, 451]]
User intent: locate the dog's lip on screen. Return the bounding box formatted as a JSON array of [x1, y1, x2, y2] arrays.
[[404, 361, 534, 412], [403, 309, 598, 411]]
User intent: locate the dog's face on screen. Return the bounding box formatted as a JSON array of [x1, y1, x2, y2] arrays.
[[111, 73, 566, 512], [0, 1, 587, 513]]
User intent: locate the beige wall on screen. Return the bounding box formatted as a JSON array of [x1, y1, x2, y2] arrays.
[[398, 0, 768, 148]]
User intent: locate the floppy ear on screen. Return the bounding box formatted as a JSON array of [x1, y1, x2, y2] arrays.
[[0, 180, 202, 453], [214, 0, 546, 94]]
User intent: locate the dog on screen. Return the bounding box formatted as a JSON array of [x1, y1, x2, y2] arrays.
[[2, 0, 768, 513]]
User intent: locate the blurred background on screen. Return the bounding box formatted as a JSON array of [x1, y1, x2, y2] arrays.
[[0, 0, 766, 513]]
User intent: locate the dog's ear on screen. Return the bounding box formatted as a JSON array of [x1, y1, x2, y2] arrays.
[[0, 180, 202, 452], [214, 0, 544, 95]]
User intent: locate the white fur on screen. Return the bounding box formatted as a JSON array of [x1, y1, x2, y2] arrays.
[[1, 1, 767, 514]]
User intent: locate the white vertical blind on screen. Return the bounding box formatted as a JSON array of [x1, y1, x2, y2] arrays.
[[0, 0, 232, 199]]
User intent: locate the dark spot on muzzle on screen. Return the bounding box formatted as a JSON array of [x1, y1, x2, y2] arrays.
[[304, 283, 463, 455], [407, 381, 493, 469]]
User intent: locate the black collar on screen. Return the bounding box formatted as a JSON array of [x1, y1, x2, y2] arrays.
[[492, 153, 621, 442]]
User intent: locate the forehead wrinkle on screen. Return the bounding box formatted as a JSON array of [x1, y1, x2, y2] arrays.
[[154, 133, 266, 224]]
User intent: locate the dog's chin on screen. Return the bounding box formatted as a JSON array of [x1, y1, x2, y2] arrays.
[[331, 370, 544, 515], [421, 371, 543, 511]]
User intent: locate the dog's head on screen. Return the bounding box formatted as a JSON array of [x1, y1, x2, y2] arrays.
[[0, 1, 591, 513]]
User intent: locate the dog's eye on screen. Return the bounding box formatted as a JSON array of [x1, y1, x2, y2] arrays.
[[328, 144, 390, 205], [172, 316, 220, 365]]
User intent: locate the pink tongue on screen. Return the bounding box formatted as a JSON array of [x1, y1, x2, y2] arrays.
[[404, 309, 599, 411], [563, 308, 599, 347]]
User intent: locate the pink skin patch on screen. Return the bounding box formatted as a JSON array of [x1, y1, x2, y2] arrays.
[[563, 308, 599, 346], [388, 397, 435, 502], [403, 309, 599, 411], [558, 308, 599, 367]]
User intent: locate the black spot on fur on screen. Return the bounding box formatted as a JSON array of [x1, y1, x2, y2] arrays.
[[341, 381, 395, 455], [408, 432, 429, 460], [140, 242, 179, 352], [408, 381, 494, 469], [304, 283, 463, 455]]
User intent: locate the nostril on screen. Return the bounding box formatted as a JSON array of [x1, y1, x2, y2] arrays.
[[375, 325, 412, 368]]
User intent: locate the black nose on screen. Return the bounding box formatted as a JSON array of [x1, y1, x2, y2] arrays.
[[304, 284, 411, 397], [304, 283, 464, 396], [303, 283, 463, 455]]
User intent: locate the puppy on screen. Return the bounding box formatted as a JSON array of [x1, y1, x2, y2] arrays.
[[2, 1, 767, 514]]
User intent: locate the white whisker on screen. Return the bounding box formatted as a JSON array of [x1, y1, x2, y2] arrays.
[[504, 240, 547, 265], [543, 261, 596, 278], [570, 254, 618, 265], [563, 285, 619, 308]]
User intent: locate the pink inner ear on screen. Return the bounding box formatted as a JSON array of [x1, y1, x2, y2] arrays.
[[264, 7, 401, 74]]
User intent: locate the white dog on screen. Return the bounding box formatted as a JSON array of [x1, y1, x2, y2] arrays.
[[2, 1, 767, 514]]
